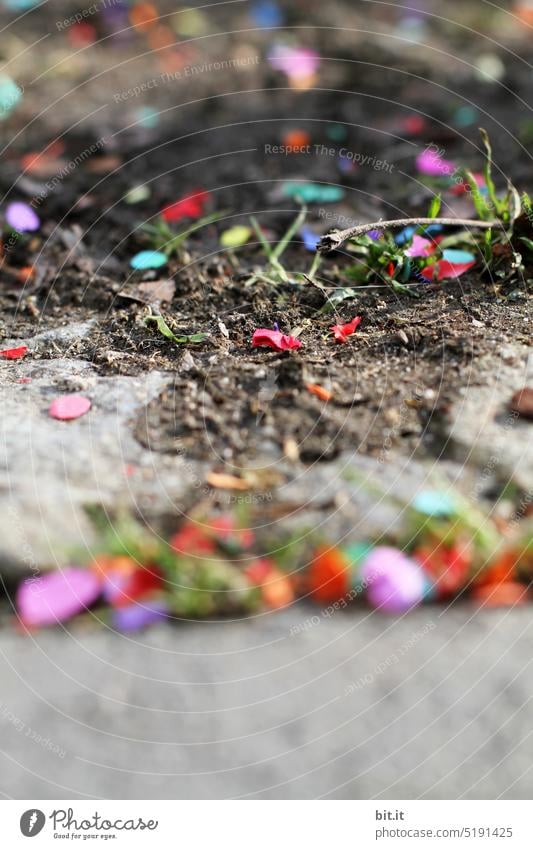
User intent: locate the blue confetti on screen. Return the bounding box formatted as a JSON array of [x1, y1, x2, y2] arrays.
[[130, 250, 168, 270], [413, 490, 456, 518], [300, 226, 320, 251], [442, 248, 475, 264], [251, 0, 284, 27]]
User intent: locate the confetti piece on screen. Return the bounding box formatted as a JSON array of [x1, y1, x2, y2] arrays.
[[442, 248, 476, 264], [162, 189, 209, 223], [261, 568, 294, 609], [412, 490, 456, 518], [414, 543, 471, 598], [416, 148, 456, 177], [49, 395, 91, 421], [17, 568, 101, 628], [125, 184, 151, 204], [5, 201, 40, 232], [308, 545, 350, 604], [282, 128, 311, 149], [170, 523, 217, 555], [219, 225, 252, 248], [130, 250, 167, 270], [206, 472, 250, 491], [395, 224, 442, 244], [300, 226, 320, 251], [0, 75, 22, 120], [268, 45, 320, 82], [306, 383, 332, 401], [251, 0, 284, 27], [362, 547, 425, 613], [252, 328, 302, 351], [330, 316, 362, 343], [112, 599, 169, 632], [0, 345, 27, 360], [172, 7, 209, 35], [282, 182, 344, 203], [472, 581, 528, 607], [405, 235, 434, 258], [421, 257, 475, 281]]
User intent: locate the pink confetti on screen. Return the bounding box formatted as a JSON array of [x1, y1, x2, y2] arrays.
[[5, 201, 40, 232], [252, 328, 302, 351], [49, 394, 91, 420], [405, 235, 434, 258], [362, 547, 425, 613], [16, 567, 101, 627], [268, 45, 320, 81]]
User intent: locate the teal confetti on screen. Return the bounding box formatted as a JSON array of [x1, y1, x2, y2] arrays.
[[413, 490, 456, 518], [282, 182, 344, 203], [130, 250, 167, 270]]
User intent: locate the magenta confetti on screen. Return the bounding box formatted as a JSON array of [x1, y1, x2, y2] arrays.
[[416, 148, 455, 177], [112, 600, 169, 632], [5, 201, 40, 232], [49, 395, 91, 421], [16, 567, 101, 627], [362, 546, 425, 613], [405, 234, 434, 258]]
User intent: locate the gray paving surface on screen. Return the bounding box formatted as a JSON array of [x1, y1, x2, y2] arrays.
[[1, 604, 533, 800]]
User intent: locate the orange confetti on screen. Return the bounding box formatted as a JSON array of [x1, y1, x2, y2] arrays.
[[261, 569, 295, 609], [129, 2, 158, 32], [282, 129, 311, 149], [472, 581, 528, 608], [308, 545, 350, 604], [147, 24, 176, 50], [206, 472, 250, 491], [306, 383, 332, 401]]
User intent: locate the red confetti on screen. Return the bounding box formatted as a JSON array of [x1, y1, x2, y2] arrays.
[[49, 395, 91, 421], [330, 316, 362, 343], [421, 259, 475, 281], [161, 189, 210, 223], [0, 345, 27, 360], [252, 328, 302, 351]]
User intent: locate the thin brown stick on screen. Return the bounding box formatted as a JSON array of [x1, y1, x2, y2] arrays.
[[317, 217, 500, 254]]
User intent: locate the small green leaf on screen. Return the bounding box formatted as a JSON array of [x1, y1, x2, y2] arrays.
[[145, 315, 207, 345], [427, 194, 441, 219]]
